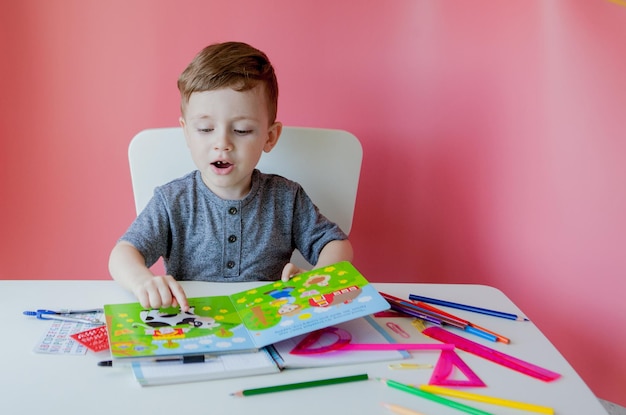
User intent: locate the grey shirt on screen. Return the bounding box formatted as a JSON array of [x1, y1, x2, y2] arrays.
[[120, 170, 347, 282]]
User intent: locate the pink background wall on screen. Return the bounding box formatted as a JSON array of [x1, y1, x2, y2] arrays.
[[1, 0, 624, 405]]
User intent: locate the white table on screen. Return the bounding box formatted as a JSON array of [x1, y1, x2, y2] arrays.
[[1, 281, 608, 415]]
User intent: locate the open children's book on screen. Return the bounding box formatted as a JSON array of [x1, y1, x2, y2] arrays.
[[104, 261, 390, 362], [130, 316, 408, 386]]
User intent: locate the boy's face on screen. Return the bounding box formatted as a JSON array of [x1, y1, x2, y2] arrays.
[[180, 86, 281, 200]]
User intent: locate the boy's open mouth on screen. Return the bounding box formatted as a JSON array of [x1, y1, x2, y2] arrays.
[[212, 161, 232, 169]]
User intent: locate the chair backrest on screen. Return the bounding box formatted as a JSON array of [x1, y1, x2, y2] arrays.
[[128, 126, 362, 267]]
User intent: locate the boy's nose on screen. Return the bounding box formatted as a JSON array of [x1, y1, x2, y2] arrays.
[[213, 131, 232, 151]]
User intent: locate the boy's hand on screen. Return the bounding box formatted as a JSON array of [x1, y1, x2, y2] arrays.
[[280, 263, 306, 282], [132, 275, 189, 311], [279, 240, 354, 282]]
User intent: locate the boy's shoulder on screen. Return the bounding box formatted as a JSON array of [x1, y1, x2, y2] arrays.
[[157, 171, 199, 192], [254, 170, 303, 193], [256, 169, 294, 184], [151, 171, 205, 204]]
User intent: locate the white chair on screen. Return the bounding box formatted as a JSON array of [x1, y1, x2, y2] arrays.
[[128, 126, 363, 267]]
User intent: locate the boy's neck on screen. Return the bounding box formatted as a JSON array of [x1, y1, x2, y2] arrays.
[[200, 171, 253, 201]]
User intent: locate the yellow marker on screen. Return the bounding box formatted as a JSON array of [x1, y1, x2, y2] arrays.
[[419, 385, 554, 414], [388, 363, 433, 370]]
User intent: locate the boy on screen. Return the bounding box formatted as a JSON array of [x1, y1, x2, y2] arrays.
[[108, 42, 353, 311]]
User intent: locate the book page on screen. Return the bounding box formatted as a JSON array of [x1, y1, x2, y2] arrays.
[[271, 316, 408, 368], [104, 295, 258, 359], [229, 262, 390, 347]]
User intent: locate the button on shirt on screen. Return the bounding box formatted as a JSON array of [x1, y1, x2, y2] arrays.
[[120, 170, 347, 282]]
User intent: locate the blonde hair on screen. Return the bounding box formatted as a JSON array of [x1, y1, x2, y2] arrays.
[[178, 42, 279, 122]]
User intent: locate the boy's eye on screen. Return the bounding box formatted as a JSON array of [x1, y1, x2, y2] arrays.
[[234, 129, 253, 135], [198, 128, 213, 133]]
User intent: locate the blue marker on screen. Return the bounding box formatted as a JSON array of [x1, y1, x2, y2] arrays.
[[23, 308, 104, 325]]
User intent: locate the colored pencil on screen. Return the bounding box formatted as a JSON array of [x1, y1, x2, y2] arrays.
[[382, 292, 464, 327], [419, 385, 554, 414], [413, 301, 510, 343], [382, 403, 426, 415], [231, 373, 368, 397], [381, 294, 444, 326], [409, 294, 529, 321], [378, 378, 495, 415], [468, 323, 509, 343], [387, 293, 469, 326], [381, 292, 498, 342], [463, 326, 498, 342]]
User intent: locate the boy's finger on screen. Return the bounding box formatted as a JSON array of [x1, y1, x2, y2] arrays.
[[281, 263, 306, 282], [168, 280, 189, 311], [280, 263, 294, 281]]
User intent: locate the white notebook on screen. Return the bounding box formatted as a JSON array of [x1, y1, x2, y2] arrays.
[[131, 348, 280, 386]]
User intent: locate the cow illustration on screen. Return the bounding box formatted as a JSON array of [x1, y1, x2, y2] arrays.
[[137, 307, 220, 329]]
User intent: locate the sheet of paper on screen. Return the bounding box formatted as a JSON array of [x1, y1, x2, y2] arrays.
[[33, 312, 104, 355]]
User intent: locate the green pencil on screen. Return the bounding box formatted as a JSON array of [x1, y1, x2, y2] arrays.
[[231, 373, 369, 397], [378, 378, 495, 415]]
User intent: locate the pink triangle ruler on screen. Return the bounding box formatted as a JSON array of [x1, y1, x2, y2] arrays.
[[423, 326, 561, 382], [290, 327, 353, 354], [289, 326, 453, 354], [429, 349, 486, 387]]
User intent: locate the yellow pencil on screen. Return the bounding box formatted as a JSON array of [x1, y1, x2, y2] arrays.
[[419, 385, 554, 414], [382, 403, 427, 415]]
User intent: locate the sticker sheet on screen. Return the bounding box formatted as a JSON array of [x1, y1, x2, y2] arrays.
[[33, 312, 104, 355]]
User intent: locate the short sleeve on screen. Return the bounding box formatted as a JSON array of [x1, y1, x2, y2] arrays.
[[291, 186, 348, 265], [119, 190, 172, 268]]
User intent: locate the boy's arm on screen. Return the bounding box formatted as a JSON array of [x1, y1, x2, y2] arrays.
[[108, 241, 189, 311], [280, 239, 353, 281], [314, 239, 354, 268]]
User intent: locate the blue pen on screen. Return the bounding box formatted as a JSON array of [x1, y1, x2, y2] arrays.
[[23, 309, 104, 325]]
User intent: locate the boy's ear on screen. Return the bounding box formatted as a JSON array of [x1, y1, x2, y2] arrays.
[[179, 117, 191, 147], [264, 122, 282, 153]]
